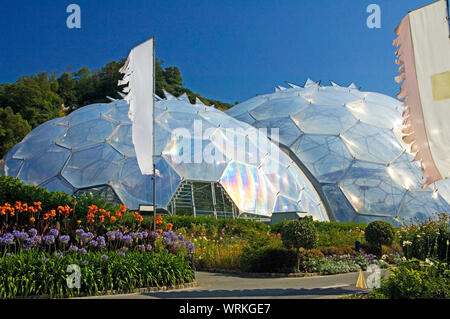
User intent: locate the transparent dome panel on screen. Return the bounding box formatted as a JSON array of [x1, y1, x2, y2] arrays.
[[398, 191, 450, 223], [339, 161, 407, 216], [290, 135, 353, 183], [18, 144, 70, 186], [291, 104, 358, 135], [249, 96, 309, 121], [62, 103, 111, 126], [58, 118, 116, 150], [15, 124, 67, 159], [346, 100, 403, 129], [4, 158, 23, 178], [340, 122, 403, 164], [40, 176, 74, 195], [62, 144, 123, 188], [387, 152, 425, 190], [274, 195, 301, 212], [252, 117, 303, 147]]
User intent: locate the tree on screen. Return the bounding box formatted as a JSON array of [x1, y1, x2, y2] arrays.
[[0, 107, 31, 158], [365, 221, 395, 257], [281, 217, 318, 271]]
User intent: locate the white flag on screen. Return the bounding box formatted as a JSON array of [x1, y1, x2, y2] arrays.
[[119, 38, 154, 175], [394, 0, 450, 187]]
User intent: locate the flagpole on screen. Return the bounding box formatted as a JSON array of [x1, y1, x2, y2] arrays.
[[152, 36, 157, 232]]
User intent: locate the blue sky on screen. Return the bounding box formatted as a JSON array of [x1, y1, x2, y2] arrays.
[[0, 0, 434, 104]]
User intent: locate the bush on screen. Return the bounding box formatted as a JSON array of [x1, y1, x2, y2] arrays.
[[0, 250, 195, 299], [247, 248, 298, 273], [319, 246, 357, 257], [365, 221, 395, 255], [399, 213, 450, 262], [298, 248, 325, 263], [372, 259, 450, 299]]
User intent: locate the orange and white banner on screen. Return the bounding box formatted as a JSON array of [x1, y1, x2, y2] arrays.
[[394, 0, 450, 187]]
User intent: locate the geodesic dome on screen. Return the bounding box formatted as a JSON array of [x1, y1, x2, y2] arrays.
[[2, 92, 328, 221], [226, 79, 450, 224]]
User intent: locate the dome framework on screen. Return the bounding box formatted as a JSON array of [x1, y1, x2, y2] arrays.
[[226, 79, 450, 224]]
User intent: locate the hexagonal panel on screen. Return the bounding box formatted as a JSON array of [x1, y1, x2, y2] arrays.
[[290, 135, 353, 183], [18, 144, 70, 186], [340, 122, 403, 164], [346, 100, 403, 129], [291, 105, 358, 135], [57, 118, 116, 149], [62, 144, 123, 188], [249, 96, 309, 121], [339, 161, 407, 217]]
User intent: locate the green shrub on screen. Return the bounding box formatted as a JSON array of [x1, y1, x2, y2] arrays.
[[319, 246, 357, 257], [365, 221, 395, 256], [0, 250, 195, 299], [280, 217, 318, 250], [298, 248, 325, 264], [399, 213, 450, 262], [372, 259, 450, 299], [247, 248, 298, 273]]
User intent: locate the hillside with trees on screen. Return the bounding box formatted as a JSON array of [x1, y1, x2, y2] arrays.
[[0, 58, 232, 158]]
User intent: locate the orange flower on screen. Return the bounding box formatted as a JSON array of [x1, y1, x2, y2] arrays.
[[29, 217, 35, 223], [99, 215, 105, 223], [110, 216, 117, 223], [157, 228, 163, 234], [50, 210, 56, 217], [44, 213, 50, 220], [166, 223, 173, 231], [77, 220, 82, 224], [120, 205, 127, 214]]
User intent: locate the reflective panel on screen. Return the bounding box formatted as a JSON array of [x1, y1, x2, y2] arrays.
[[292, 104, 358, 135], [340, 122, 403, 164], [58, 118, 116, 149], [290, 135, 353, 183], [274, 195, 301, 212], [18, 144, 71, 186], [249, 97, 310, 121], [40, 176, 74, 195], [398, 191, 450, 223], [339, 161, 407, 217], [62, 144, 123, 188]]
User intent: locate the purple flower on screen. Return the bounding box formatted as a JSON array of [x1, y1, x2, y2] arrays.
[[0, 233, 15, 245], [118, 251, 126, 257], [75, 229, 85, 236], [79, 248, 87, 255], [49, 229, 59, 237], [121, 235, 133, 245], [28, 228, 38, 237], [68, 245, 79, 253], [59, 235, 70, 245], [41, 257, 48, 263], [137, 244, 146, 252], [6, 253, 12, 258], [82, 260, 89, 265], [56, 252, 64, 259], [146, 244, 153, 251], [81, 232, 94, 244], [101, 254, 108, 261], [149, 231, 159, 241], [106, 231, 116, 241], [43, 235, 55, 245], [13, 231, 28, 241], [88, 240, 98, 248]]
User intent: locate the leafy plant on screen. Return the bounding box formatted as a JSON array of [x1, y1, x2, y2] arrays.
[[365, 221, 395, 256]]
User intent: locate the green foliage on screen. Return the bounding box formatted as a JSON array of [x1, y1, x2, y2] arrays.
[[280, 217, 318, 250], [0, 176, 119, 218], [273, 220, 367, 247], [0, 107, 31, 158], [399, 213, 450, 262], [318, 246, 357, 257], [365, 221, 395, 248], [372, 259, 450, 299], [302, 257, 361, 275], [0, 250, 194, 299]]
